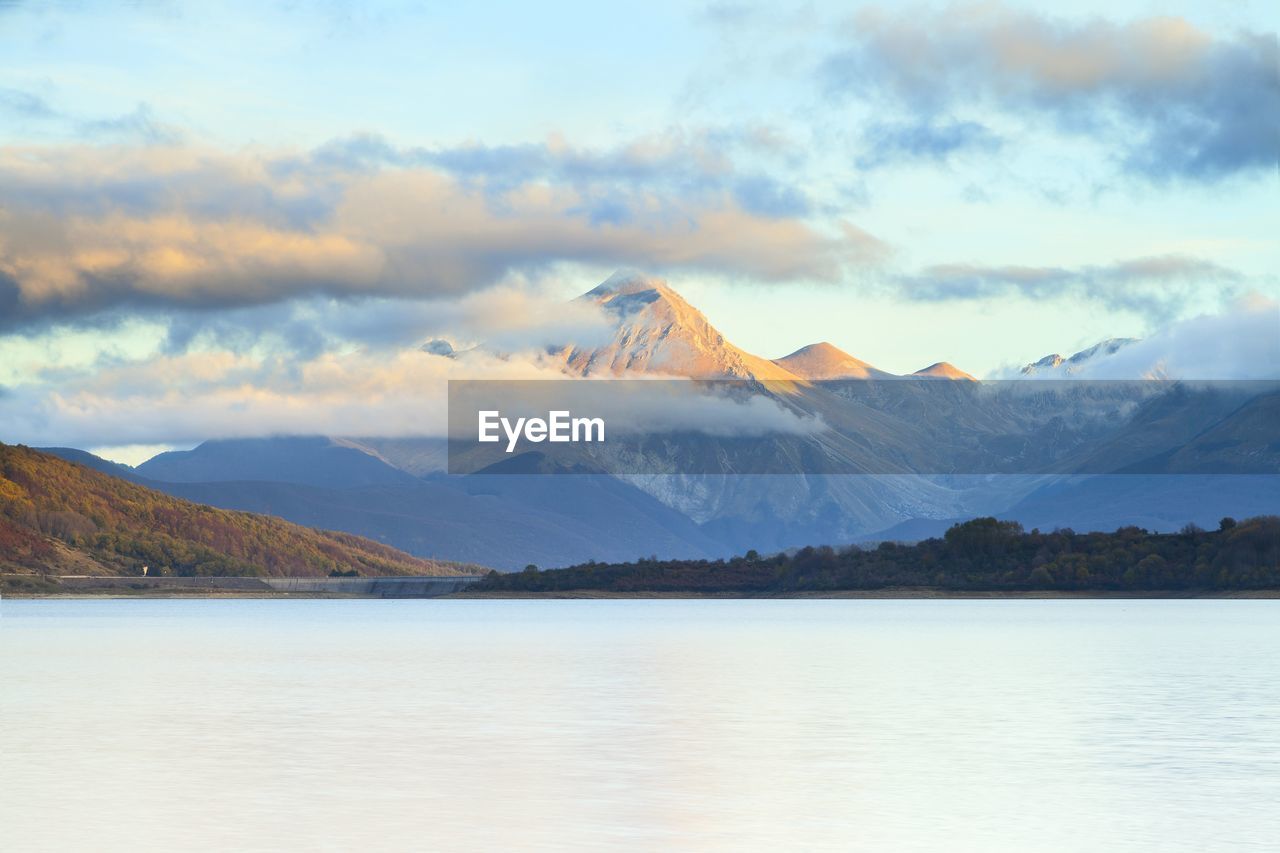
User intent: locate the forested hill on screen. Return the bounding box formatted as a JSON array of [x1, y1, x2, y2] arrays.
[[0, 443, 472, 578], [476, 516, 1280, 595]]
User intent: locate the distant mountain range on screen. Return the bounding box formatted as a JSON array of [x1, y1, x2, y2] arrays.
[[46, 439, 725, 570], [551, 272, 980, 381], [27, 273, 1280, 570]]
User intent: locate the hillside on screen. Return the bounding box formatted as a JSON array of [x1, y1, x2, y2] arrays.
[[0, 443, 471, 578]]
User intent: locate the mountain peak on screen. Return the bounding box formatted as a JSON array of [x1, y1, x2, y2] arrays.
[[912, 361, 976, 381], [773, 342, 894, 380], [585, 270, 671, 299], [581, 272, 692, 323], [1021, 337, 1139, 376], [559, 273, 800, 380]]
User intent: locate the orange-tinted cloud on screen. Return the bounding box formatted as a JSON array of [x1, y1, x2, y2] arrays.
[[0, 141, 886, 330]]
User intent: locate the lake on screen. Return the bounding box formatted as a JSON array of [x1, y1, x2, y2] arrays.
[[2, 599, 1278, 851]]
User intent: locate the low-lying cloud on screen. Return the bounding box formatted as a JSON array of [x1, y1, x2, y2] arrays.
[[0, 344, 573, 449], [1072, 295, 1280, 380]]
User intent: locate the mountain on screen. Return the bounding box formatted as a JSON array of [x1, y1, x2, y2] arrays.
[[51, 441, 727, 570], [534, 278, 1277, 548], [0, 443, 470, 577], [489, 278, 1276, 550], [1021, 337, 1140, 376], [35, 446, 144, 481], [553, 272, 800, 380], [52, 274, 1274, 568], [161, 469, 727, 571], [137, 436, 418, 487], [1002, 475, 1280, 534], [912, 361, 976, 380], [1051, 382, 1266, 474], [772, 342, 895, 379], [1112, 390, 1280, 475], [857, 390, 1280, 541], [342, 437, 449, 476]]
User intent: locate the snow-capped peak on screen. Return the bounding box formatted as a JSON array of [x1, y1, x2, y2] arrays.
[[1020, 338, 1139, 376], [553, 272, 801, 380]]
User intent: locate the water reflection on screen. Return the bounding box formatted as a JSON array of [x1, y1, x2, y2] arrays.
[[2, 599, 1278, 851]]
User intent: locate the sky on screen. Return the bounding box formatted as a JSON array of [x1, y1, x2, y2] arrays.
[[0, 0, 1277, 462]]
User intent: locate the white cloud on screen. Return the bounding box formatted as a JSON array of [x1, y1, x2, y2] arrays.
[[1076, 294, 1280, 379]]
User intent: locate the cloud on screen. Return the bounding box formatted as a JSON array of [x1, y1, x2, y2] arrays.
[[75, 104, 180, 145], [0, 85, 182, 144], [0, 341, 578, 448], [731, 174, 812, 217], [306, 129, 807, 208], [898, 254, 1243, 320], [0, 140, 882, 331], [133, 279, 619, 367], [700, 2, 759, 29], [0, 326, 823, 449], [857, 118, 1003, 168], [822, 5, 1279, 181], [1068, 295, 1280, 379], [0, 87, 58, 119]]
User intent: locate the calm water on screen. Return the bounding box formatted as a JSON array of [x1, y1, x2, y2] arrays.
[[2, 599, 1278, 852]]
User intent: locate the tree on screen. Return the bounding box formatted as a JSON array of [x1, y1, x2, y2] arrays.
[[1028, 566, 1054, 587]]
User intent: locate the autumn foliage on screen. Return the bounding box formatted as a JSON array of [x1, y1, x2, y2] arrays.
[[0, 443, 468, 578]]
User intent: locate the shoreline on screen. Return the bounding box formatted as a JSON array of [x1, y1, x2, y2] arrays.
[[449, 588, 1280, 600], [5, 587, 1280, 600]]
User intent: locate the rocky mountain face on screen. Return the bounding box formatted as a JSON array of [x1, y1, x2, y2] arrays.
[[552, 273, 801, 380]]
